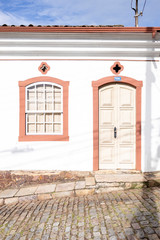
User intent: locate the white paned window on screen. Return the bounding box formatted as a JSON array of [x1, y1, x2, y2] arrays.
[[26, 82, 63, 135]]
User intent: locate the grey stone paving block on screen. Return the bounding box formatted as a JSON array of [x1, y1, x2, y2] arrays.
[[132, 223, 141, 230], [140, 220, 149, 226], [150, 220, 159, 227], [101, 227, 107, 234], [75, 189, 94, 196], [0, 189, 18, 198], [135, 229, 145, 239], [38, 194, 52, 200], [0, 199, 3, 206], [65, 226, 71, 232], [93, 232, 101, 237], [96, 187, 124, 193], [75, 181, 86, 189], [126, 236, 138, 240], [148, 234, 160, 240], [53, 191, 74, 198], [15, 186, 38, 197], [85, 177, 95, 186], [35, 184, 56, 194], [118, 232, 126, 239], [125, 228, 134, 236], [109, 236, 118, 240], [94, 237, 101, 240], [19, 195, 38, 202], [5, 197, 19, 205], [5, 236, 12, 240], [56, 182, 75, 192], [53, 222, 59, 227], [144, 226, 155, 234]]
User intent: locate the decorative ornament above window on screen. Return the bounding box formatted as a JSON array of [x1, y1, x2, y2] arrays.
[[38, 62, 50, 75], [110, 62, 124, 75]]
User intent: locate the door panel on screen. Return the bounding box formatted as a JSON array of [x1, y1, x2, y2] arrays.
[[99, 109, 114, 126], [119, 110, 134, 126], [100, 87, 115, 107], [119, 87, 134, 107], [99, 146, 115, 169], [119, 128, 134, 144], [99, 83, 136, 170], [118, 146, 134, 165], [99, 129, 114, 144]]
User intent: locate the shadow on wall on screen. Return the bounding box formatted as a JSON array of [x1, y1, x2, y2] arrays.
[[129, 50, 160, 239], [145, 60, 160, 171], [0, 146, 34, 154]]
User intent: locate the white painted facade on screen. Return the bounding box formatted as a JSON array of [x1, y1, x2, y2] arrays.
[[0, 30, 160, 172]]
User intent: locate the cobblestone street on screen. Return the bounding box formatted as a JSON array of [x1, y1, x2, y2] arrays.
[[1, 188, 160, 240]]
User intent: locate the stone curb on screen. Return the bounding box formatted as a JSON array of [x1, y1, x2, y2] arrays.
[[0, 174, 159, 205]]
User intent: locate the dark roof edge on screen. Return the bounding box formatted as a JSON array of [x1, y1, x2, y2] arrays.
[[0, 26, 159, 33]]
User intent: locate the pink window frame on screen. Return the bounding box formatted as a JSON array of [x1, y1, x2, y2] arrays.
[[18, 76, 69, 141]]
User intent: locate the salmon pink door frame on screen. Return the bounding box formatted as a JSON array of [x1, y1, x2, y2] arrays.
[[92, 76, 143, 171]]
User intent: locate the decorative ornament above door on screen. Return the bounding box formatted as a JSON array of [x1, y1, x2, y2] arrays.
[[38, 62, 50, 75], [110, 62, 124, 75]]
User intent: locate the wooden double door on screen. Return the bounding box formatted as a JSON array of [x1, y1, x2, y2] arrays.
[[99, 83, 136, 169]]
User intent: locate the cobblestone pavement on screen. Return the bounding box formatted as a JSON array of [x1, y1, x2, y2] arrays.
[[1, 188, 160, 240]]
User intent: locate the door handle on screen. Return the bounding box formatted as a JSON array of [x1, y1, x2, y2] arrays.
[[114, 127, 117, 138]]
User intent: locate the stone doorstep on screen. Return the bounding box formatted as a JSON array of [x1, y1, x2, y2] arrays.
[[95, 174, 146, 183]]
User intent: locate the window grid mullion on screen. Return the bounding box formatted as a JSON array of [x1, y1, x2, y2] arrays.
[[26, 82, 63, 135], [53, 85, 54, 114]]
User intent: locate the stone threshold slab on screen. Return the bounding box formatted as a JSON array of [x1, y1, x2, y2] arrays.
[[95, 174, 147, 183]]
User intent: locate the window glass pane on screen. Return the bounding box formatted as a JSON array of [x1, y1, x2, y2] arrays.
[[54, 102, 61, 111], [36, 114, 44, 122], [54, 92, 61, 102], [37, 92, 44, 101], [45, 84, 52, 91], [45, 123, 53, 133], [36, 84, 44, 91], [37, 102, 44, 110], [54, 113, 61, 122], [54, 123, 61, 133], [46, 91, 52, 101], [27, 102, 35, 111], [27, 123, 35, 133], [46, 102, 53, 110], [27, 114, 35, 122], [28, 86, 35, 91], [36, 124, 44, 133], [27, 91, 35, 101], [45, 113, 52, 122], [54, 86, 61, 92]]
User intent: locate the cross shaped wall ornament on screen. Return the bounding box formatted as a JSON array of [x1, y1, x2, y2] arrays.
[[38, 62, 50, 75], [110, 62, 124, 75]]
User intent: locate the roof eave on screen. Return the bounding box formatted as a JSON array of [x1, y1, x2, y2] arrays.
[[0, 26, 160, 33]]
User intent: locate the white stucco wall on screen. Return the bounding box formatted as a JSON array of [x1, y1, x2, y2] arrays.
[[0, 32, 160, 172], [0, 59, 160, 172]]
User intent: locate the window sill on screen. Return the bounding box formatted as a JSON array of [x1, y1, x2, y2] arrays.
[[18, 135, 69, 141]]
